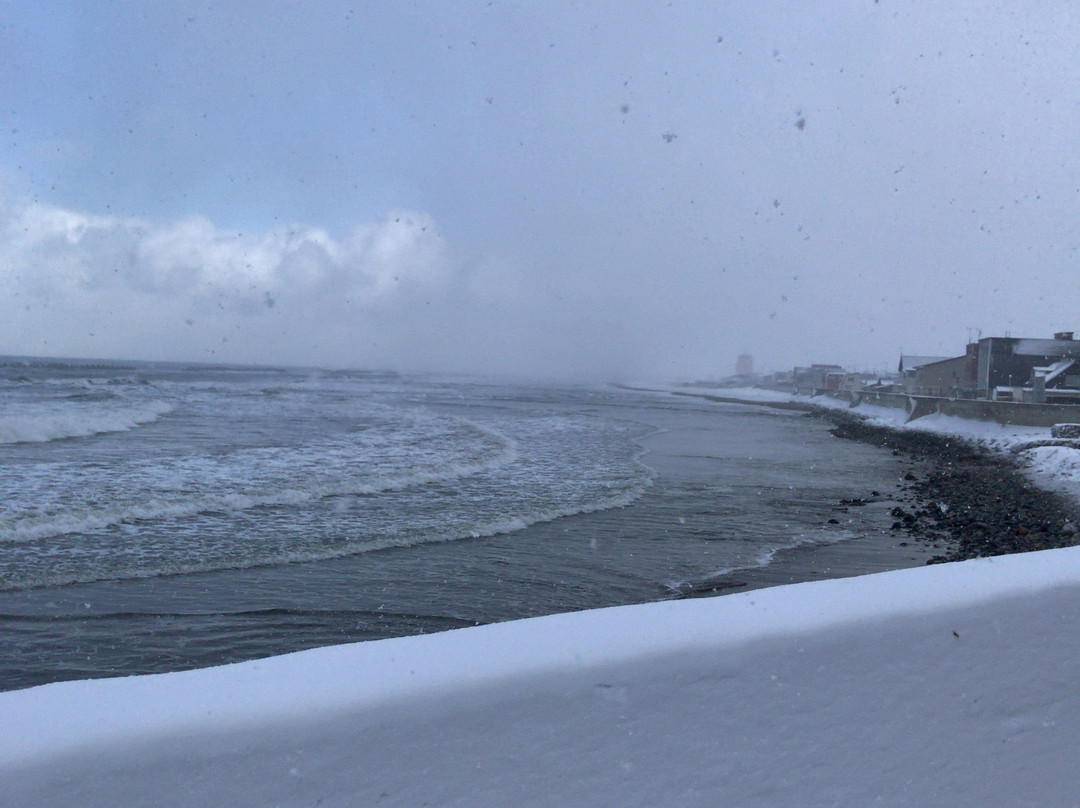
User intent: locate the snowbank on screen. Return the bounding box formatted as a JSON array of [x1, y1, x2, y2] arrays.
[[695, 387, 1080, 491], [5, 547, 1080, 806]]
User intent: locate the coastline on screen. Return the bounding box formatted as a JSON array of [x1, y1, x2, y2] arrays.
[[6, 384, 1077, 693], [9, 389, 1080, 807], [670, 389, 1080, 597]]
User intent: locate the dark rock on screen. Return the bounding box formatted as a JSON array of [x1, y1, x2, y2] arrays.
[[820, 407, 1080, 564]]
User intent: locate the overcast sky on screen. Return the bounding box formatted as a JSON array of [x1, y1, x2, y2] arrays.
[[2, 1, 1079, 380]]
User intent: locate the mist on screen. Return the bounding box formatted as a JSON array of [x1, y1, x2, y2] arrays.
[[3, 1, 1079, 380]]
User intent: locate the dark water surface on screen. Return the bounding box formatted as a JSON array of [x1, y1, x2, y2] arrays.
[[1, 366, 917, 690]]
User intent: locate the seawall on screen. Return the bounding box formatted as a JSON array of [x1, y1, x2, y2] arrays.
[[834, 390, 1080, 427]]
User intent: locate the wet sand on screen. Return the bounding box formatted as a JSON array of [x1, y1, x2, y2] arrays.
[[690, 523, 943, 595]]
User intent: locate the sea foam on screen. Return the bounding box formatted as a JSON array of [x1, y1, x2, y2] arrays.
[[0, 400, 173, 445]]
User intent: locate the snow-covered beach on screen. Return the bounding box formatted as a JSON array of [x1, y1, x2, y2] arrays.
[[5, 387, 1080, 806]]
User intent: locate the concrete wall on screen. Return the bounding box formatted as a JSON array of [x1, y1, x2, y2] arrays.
[[906, 396, 1080, 427], [831, 389, 1080, 427]]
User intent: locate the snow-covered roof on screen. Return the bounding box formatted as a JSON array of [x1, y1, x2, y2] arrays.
[[898, 355, 949, 372], [1034, 358, 1076, 384], [1013, 338, 1080, 357]]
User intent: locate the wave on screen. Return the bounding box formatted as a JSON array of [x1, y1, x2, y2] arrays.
[[663, 528, 864, 598], [0, 450, 516, 545], [0, 400, 173, 445], [0, 468, 651, 591]]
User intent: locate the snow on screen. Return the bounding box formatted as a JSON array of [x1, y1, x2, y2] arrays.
[[695, 387, 1056, 449], [637, 384, 801, 404], [5, 547, 1080, 807]]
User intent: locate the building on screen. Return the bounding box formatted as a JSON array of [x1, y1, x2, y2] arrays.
[[976, 332, 1080, 399], [897, 355, 948, 393], [735, 354, 754, 377], [794, 364, 846, 394], [902, 344, 978, 397]]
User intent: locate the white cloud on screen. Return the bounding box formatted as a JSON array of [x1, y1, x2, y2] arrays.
[[0, 198, 708, 380], [0, 201, 461, 368], [3, 203, 447, 305]]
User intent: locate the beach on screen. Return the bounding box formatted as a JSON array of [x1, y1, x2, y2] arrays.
[[664, 390, 1080, 596]]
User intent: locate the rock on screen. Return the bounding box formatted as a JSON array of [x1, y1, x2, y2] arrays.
[[819, 407, 1080, 563]]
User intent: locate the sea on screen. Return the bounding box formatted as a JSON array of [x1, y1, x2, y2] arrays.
[[0, 356, 914, 691]]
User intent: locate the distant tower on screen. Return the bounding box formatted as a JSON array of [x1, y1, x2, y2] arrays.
[[735, 353, 754, 376]]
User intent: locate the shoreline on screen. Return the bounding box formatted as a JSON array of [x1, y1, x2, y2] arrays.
[[675, 391, 1080, 597], [7, 386, 1077, 693]]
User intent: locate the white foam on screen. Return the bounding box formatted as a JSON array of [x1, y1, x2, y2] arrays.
[[0, 452, 516, 545], [462, 480, 652, 541], [0, 399, 173, 444]]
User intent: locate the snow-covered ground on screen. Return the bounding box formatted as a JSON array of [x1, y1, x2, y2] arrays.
[[721, 386, 1080, 493], [4, 547, 1080, 807], [803, 391, 1049, 449], [7, 387, 1080, 807]]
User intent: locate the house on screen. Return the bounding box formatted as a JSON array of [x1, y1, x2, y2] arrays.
[[901, 344, 978, 397], [897, 355, 948, 393], [794, 364, 846, 394]]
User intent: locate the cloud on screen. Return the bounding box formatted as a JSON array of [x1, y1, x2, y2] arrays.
[[0, 196, 769, 381], [3, 202, 447, 305], [0, 200, 470, 368], [0, 199, 643, 379]]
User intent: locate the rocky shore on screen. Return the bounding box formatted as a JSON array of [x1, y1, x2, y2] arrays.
[[821, 410, 1080, 563]]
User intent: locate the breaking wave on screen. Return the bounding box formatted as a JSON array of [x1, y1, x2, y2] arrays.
[[0, 449, 517, 545], [0, 400, 173, 445]]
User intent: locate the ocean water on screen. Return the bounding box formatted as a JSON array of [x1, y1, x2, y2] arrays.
[[0, 357, 912, 690]]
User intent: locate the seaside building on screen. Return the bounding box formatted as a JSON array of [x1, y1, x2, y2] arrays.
[[976, 332, 1080, 401], [735, 353, 754, 377], [897, 355, 948, 393], [900, 344, 978, 397], [794, 364, 846, 394]]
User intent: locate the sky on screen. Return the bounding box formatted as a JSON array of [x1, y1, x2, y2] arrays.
[[2, 1, 1079, 380]]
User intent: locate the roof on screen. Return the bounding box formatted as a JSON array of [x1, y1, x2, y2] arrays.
[[1034, 359, 1076, 384], [898, 355, 949, 373]]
